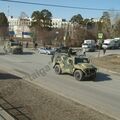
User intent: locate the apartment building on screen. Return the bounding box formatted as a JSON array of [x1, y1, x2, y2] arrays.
[[8, 16, 73, 38], [8, 16, 31, 38]]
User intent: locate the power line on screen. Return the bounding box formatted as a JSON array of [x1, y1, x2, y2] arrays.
[[0, 0, 120, 11]]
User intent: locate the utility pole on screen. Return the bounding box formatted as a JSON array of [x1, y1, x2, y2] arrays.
[[7, 5, 9, 17], [64, 22, 69, 46]]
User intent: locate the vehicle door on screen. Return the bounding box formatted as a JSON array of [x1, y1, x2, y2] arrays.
[[62, 56, 74, 74]]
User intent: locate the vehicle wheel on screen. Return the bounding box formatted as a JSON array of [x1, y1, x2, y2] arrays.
[[4, 49, 7, 54], [11, 50, 14, 54], [54, 65, 61, 74], [74, 70, 83, 81], [19, 51, 23, 54]]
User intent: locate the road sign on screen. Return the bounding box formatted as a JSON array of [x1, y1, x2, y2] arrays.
[[9, 31, 15, 35], [22, 32, 31, 35], [98, 33, 103, 39]]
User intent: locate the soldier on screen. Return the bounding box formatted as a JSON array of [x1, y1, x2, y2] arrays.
[[35, 42, 38, 49], [9, 38, 14, 42], [103, 47, 106, 54], [82, 48, 86, 56], [68, 48, 72, 56], [26, 42, 29, 48]]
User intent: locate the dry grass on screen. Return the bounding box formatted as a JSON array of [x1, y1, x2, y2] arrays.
[[91, 54, 120, 73]]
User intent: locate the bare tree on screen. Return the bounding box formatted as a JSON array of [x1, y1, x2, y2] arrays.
[[0, 12, 9, 40]]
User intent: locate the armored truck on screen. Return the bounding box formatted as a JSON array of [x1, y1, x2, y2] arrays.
[[3, 41, 23, 54], [52, 53, 97, 81]]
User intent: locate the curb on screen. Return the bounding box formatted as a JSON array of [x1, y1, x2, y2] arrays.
[[0, 107, 15, 120]]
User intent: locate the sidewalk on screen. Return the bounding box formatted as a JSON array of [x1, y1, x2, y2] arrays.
[[0, 107, 15, 120]]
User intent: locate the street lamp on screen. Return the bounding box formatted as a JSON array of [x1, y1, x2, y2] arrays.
[[63, 22, 70, 46], [96, 20, 104, 57], [55, 31, 59, 46]]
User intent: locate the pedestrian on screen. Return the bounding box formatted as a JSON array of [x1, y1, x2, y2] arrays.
[[20, 42, 23, 47], [35, 42, 38, 49], [68, 48, 72, 56], [82, 48, 86, 56], [9, 38, 14, 42], [103, 47, 106, 54], [26, 42, 28, 48]]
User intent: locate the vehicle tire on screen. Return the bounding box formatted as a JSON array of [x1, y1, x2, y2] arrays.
[[11, 50, 14, 54], [54, 65, 61, 74], [74, 70, 83, 81], [3, 48, 7, 54], [19, 51, 23, 54], [5, 50, 8, 54]]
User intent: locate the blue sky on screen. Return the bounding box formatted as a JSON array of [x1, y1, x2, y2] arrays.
[[0, 0, 120, 20]]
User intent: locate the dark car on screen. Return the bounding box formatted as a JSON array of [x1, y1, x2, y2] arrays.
[[55, 46, 69, 53]]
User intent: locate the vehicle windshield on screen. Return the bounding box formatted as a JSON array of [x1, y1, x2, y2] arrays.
[[83, 43, 88, 45], [103, 43, 109, 45], [46, 47, 52, 50], [11, 42, 20, 46], [75, 57, 89, 64]]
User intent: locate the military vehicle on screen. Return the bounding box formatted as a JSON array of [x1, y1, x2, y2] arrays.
[[52, 53, 97, 81], [3, 41, 23, 54]]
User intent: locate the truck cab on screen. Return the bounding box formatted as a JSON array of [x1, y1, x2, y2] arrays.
[[3, 41, 23, 54], [102, 39, 119, 49], [82, 40, 96, 52]]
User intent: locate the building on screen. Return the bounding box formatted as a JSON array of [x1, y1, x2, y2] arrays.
[[8, 16, 31, 38], [51, 18, 70, 28], [8, 16, 73, 39]]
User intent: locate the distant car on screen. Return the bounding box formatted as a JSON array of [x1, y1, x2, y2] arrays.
[[38, 47, 55, 55], [38, 48, 46, 54], [45, 48, 55, 55], [82, 43, 96, 52], [102, 39, 119, 49], [55, 46, 69, 53]]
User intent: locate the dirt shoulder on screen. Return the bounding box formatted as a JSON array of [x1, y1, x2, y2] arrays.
[[91, 54, 120, 74], [0, 70, 116, 120]]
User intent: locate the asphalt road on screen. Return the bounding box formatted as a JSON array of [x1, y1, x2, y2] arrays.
[[0, 47, 120, 120]]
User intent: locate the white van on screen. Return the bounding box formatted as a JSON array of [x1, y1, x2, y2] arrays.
[[102, 39, 119, 49], [82, 40, 96, 52]]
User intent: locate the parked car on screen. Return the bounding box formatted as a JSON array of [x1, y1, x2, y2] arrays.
[[102, 39, 119, 49], [82, 43, 96, 52], [45, 48, 55, 55], [55, 46, 69, 53], [38, 47, 55, 55], [114, 38, 120, 48], [82, 39, 96, 52]]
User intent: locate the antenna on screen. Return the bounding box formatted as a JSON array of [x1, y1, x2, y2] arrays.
[[19, 12, 29, 19], [7, 5, 9, 17]]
